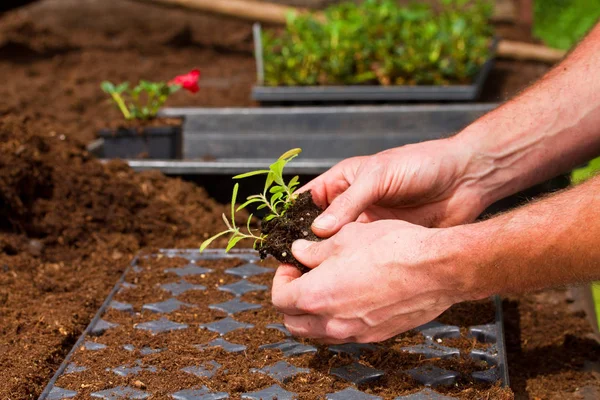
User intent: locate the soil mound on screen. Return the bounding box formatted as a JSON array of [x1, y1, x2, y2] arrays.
[[0, 115, 233, 398]]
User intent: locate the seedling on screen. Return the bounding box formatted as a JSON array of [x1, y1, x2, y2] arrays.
[[200, 148, 302, 253], [262, 0, 493, 86], [101, 69, 200, 120]]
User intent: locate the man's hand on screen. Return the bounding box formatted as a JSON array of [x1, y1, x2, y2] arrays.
[[271, 220, 475, 344], [302, 138, 487, 237]]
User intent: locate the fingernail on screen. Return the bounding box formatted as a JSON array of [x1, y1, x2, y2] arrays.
[[292, 239, 313, 252], [313, 214, 337, 230]]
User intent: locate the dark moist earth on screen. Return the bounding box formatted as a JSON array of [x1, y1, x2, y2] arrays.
[[52, 254, 511, 399], [0, 1, 599, 399], [260, 191, 323, 273]]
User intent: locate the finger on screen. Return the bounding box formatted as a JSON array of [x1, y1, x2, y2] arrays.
[[298, 157, 366, 209], [271, 265, 304, 316], [311, 177, 377, 237], [284, 314, 363, 343], [291, 238, 335, 269]]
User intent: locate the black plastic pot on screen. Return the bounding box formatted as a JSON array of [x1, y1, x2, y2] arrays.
[[96, 124, 183, 160], [252, 24, 497, 104]]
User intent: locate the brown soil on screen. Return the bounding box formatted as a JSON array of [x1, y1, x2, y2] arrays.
[[260, 191, 323, 273], [0, 1, 595, 399], [53, 254, 511, 399]]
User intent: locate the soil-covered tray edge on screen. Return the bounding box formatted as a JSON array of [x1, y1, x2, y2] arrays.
[[36, 256, 139, 400]]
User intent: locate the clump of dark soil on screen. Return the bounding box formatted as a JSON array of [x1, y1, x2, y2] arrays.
[[259, 191, 322, 273]]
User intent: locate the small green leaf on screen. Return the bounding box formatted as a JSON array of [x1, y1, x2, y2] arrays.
[[269, 160, 286, 186], [247, 213, 254, 234], [101, 81, 116, 93], [233, 170, 270, 179], [257, 204, 268, 210], [200, 230, 231, 252], [236, 198, 263, 212], [264, 172, 275, 194], [115, 82, 129, 93], [269, 185, 285, 194], [270, 191, 284, 207], [226, 235, 246, 252], [288, 175, 300, 188], [231, 183, 239, 226], [264, 214, 277, 221], [279, 148, 302, 160]]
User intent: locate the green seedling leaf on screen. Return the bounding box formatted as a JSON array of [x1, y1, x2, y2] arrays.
[[233, 170, 270, 179], [231, 183, 239, 227], [247, 213, 254, 234], [264, 214, 277, 222], [100, 81, 116, 93], [269, 159, 286, 186], [226, 235, 246, 252], [264, 172, 275, 194], [279, 148, 302, 160], [236, 197, 263, 212], [200, 230, 231, 252], [269, 185, 285, 194], [115, 82, 129, 93], [288, 175, 300, 189], [270, 191, 284, 206]]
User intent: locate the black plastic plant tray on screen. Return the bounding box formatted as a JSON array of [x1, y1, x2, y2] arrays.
[[90, 104, 497, 174], [131, 103, 497, 176], [251, 24, 497, 103], [39, 249, 509, 400]]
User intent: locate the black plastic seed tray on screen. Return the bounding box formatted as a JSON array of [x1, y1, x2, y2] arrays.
[[252, 24, 497, 103], [39, 249, 509, 400]]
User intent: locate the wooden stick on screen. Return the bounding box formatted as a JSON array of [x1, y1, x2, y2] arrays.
[[497, 40, 566, 64], [131, 0, 313, 25]]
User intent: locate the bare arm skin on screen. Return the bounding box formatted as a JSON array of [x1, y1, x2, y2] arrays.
[[303, 23, 600, 236], [458, 175, 600, 300], [457, 23, 600, 208]]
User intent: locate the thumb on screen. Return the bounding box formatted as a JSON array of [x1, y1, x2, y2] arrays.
[[311, 179, 375, 237], [291, 238, 334, 269]]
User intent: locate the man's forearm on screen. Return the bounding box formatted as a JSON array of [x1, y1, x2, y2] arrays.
[[452, 175, 600, 299], [454, 23, 600, 208]]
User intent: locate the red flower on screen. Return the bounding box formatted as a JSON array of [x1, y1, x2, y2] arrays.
[[169, 69, 200, 93]]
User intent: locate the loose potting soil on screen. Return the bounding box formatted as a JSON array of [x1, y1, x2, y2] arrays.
[[260, 191, 323, 273], [1, 1, 599, 399]]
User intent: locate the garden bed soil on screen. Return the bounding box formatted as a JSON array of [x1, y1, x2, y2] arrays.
[[50, 253, 510, 399], [0, 1, 598, 399]]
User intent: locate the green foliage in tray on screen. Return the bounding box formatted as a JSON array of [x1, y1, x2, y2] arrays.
[[261, 0, 494, 87]]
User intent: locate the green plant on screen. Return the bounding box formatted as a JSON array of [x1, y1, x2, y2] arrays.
[[261, 0, 493, 87], [101, 69, 200, 120], [533, 0, 600, 50], [200, 148, 302, 252]]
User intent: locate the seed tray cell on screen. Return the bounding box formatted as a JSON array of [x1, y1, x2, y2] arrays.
[[39, 249, 509, 400]]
